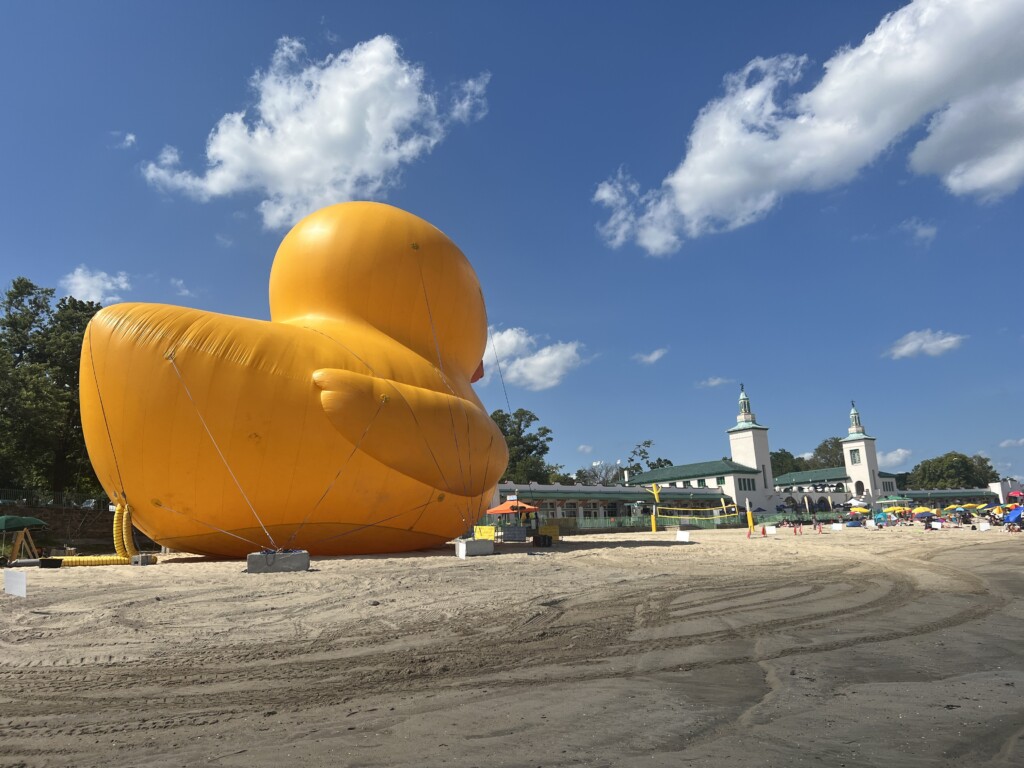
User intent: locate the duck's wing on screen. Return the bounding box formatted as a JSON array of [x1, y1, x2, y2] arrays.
[[313, 368, 507, 498]]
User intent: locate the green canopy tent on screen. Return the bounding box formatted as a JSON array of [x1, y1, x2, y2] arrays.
[[0, 515, 46, 532]]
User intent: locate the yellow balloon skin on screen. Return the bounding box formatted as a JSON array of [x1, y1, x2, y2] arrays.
[[80, 202, 508, 557]]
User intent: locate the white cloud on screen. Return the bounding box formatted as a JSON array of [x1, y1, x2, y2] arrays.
[[596, 0, 1024, 254], [577, 444, 593, 454], [877, 448, 912, 469], [143, 35, 489, 229], [886, 329, 967, 359], [909, 77, 1024, 200], [110, 131, 136, 149], [900, 217, 937, 245], [633, 347, 668, 365], [171, 278, 194, 297], [60, 266, 131, 304], [215, 234, 234, 248], [798, 452, 814, 461], [450, 73, 491, 123], [1000, 438, 1024, 448], [484, 326, 585, 391], [696, 376, 732, 388]]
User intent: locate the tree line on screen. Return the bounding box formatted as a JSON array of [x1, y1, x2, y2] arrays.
[[0, 277, 103, 495]]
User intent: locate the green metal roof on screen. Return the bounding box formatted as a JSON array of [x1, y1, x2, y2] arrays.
[[726, 422, 768, 433], [773, 467, 850, 485], [499, 483, 729, 503], [841, 432, 875, 442], [631, 459, 759, 485]]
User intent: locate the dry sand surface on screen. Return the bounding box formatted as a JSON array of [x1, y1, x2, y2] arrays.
[[2, 526, 1023, 768]]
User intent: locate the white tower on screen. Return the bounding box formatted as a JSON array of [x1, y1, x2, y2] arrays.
[[841, 401, 880, 499], [727, 384, 775, 494]]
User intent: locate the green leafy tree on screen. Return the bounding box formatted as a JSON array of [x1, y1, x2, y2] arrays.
[[770, 448, 809, 477], [807, 437, 844, 469], [490, 408, 558, 484], [906, 452, 999, 490], [624, 440, 673, 478], [0, 278, 103, 494], [546, 465, 575, 485]]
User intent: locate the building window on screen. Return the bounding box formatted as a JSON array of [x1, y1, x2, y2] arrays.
[[683, 480, 692, 488], [737, 477, 757, 492], [605, 502, 618, 515], [716, 476, 726, 486], [850, 448, 861, 465], [698, 479, 707, 488]]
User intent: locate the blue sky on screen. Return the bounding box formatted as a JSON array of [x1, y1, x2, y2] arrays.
[[2, 0, 1022, 480]]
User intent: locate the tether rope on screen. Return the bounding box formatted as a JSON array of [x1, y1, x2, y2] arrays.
[[284, 395, 387, 548], [86, 325, 127, 498], [417, 261, 471, 502], [487, 325, 514, 417], [167, 351, 277, 550], [151, 499, 266, 549]]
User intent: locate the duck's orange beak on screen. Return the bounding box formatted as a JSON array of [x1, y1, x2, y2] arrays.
[[471, 360, 484, 383]]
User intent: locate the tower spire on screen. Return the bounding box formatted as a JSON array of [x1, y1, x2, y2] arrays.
[[736, 384, 756, 425], [849, 400, 864, 435]]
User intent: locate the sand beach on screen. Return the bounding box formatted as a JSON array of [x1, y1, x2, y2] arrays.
[[2, 525, 1023, 767]]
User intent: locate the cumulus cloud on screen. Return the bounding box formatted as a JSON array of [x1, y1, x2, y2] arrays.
[[999, 438, 1024, 448], [900, 217, 937, 244], [577, 444, 593, 454], [696, 376, 732, 388], [633, 347, 668, 365], [484, 326, 585, 391], [596, 0, 1024, 255], [144, 35, 489, 229], [878, 448, 912, 469], [171, 278, 194, 297], [887, 329, 966, 359], [60, 266, 131, 304]]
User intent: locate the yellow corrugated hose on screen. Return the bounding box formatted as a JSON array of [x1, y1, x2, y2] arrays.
[[58, 503, 151, 567]]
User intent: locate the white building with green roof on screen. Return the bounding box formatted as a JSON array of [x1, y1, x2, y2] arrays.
[[632, 386, 904, 515]]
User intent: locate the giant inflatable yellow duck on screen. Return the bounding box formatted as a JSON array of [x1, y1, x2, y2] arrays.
[[79, 202, 508, 556]]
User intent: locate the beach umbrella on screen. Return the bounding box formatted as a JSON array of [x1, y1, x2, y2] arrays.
[[943, 504, 959, 511], [1008, 490, 1023, 498], [485, 499, 539, 515], [911, 506, 932, 513], [850, 506, 869, 513], [1005, 508, 1023, 525], [914, 511, 935, 521], [0, 515, 47, 532], [883, 506, 901, 512]]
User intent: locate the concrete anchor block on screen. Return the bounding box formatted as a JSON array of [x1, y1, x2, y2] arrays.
[[455, 539, 494, 559], [246, 550, 310, 573]]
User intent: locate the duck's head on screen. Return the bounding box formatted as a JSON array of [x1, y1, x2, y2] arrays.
[[269, 202, 488, 381]]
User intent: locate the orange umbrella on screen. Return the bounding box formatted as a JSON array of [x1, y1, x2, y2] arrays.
[[486, 499, 539, 515]]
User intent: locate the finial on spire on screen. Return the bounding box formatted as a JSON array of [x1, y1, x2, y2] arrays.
[[851, 399, 855, 409], [740, 383, 745, 393]]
